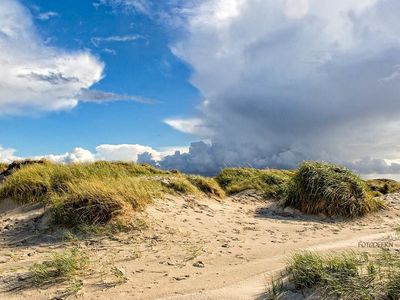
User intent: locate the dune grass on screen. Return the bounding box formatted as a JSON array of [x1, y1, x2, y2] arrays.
[[267, 250, 400, 300], [187, 175, 225, 198], [160, 175, 201, 195], [366, 178, 400, 197], [0, 160, 393, 227], [30, 248, 88, 286], [283, 161, 385, 217], [215, 168, 293, 199], [0, 161, 224, 227], [51, 178, 159, 227]]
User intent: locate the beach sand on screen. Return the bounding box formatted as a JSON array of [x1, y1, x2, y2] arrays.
[[1, 192, 399, 299]]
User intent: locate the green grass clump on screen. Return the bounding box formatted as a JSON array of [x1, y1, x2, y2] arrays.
[[187, 175, 225, 198], [284, 161, 385, 217], [30, 248, 88, 286], [366, 179, 400, 197], [271, 250, 400, 299], [215, 168, 293, 199]]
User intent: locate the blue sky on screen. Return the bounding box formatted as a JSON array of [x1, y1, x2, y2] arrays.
[[1, 0, 400, 177], [3, 0, 199, 156]]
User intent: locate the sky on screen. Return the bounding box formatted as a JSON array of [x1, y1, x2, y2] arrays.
[[1, 0, 400, 178]]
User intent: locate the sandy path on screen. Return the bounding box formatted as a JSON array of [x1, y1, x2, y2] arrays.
[[0, 192, 399, 300]]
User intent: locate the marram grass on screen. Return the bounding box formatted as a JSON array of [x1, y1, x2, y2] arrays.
[[187, 175, 226, 198], [0, 160, 394, 228], [215, 167, 293, 199], [284, 161, 386, 217], [366, 178, 400, 197], [0, 161, 223, 227], [267, 250, 400, 300], [30, 248, 88, 286]]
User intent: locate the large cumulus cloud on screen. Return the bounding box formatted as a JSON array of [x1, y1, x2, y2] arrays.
[[159, 0, 400, 175]]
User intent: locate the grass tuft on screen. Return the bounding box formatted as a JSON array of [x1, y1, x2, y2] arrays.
[[30, 248, 88, 286], [284, 161, 385, 217]]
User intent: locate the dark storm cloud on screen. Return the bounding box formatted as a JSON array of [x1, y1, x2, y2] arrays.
[[159, 0, 400, 175]]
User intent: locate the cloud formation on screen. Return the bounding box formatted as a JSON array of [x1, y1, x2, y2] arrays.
[[78, 89, 157, 104], [0, 0, 152, 115], [94, 0, 151, 15], [157, 0, 400, 175], [91, 35, 143, 47], [0, 0, 105, 115], [37, 11, 59, 21], [0, 144, 189, 165]]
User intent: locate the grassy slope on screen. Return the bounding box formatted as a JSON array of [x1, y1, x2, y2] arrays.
[[0, 160, 396, 227], [0, 161, 224, 227]]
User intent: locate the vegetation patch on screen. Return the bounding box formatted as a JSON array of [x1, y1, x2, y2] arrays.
[[215, 168, 293, 200], [283, 161, 385, 217], [267, 250, 400, 300], [0, 161, 222, 228], [187, 175, 225, 198], [160, 175, 200, 195], [366, 178, 400, 197], [30, 248, 88, 286]]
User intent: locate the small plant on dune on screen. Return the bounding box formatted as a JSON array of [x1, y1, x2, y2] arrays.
[[30, 248, 88, 286], [266, 277, 284, 300], [110, 266, 128, 284], [215, 168, 293, 200], [187, 175, 225, 198], [284, 161, 385, 217]]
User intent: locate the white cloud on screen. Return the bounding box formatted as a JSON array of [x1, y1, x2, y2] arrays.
[[91, 35, 143, 47], [37, 11, 59, 21], [164, 118, 212, 137], [94, 144, 158, 161], [0, 0, 152, 115], [0, 0, 104, 115], [0, 146, 22, 164], [94, 0, 151, 15], [78, 89, 157, 104], [41, 148, 96, 164], [0, 144, 188, 165]]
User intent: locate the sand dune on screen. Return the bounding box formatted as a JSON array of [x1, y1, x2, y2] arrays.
[[1, 192, 399, 300]]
